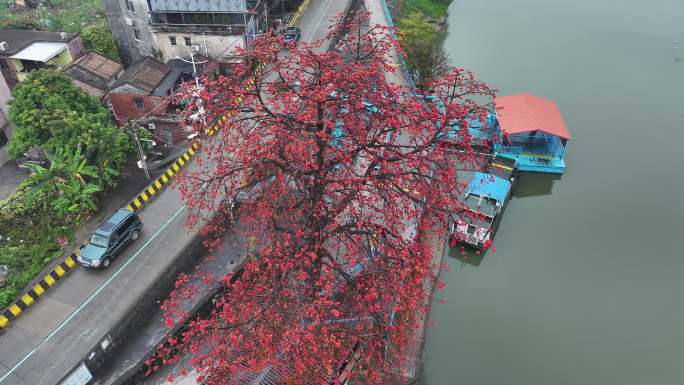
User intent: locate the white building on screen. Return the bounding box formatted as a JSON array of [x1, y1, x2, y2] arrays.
[[105, 0, 268, 66]]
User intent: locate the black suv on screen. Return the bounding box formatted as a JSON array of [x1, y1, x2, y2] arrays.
[[77, 208, 143, 268]]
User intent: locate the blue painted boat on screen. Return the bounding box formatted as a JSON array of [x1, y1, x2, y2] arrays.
[[451, 156, 518, 250]]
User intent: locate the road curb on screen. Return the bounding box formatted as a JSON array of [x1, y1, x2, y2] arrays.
[[126, 141, 202, 212], [0, 0, 315, 333], [0, 254, 78, 329], [0, 143, 200, 331]]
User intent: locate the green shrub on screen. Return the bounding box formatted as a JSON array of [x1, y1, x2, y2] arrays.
[[402, 0, 451, 19], [0, 288, 19, 308]]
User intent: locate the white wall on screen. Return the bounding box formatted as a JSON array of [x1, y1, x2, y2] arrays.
[[153, 32, 243, 62]]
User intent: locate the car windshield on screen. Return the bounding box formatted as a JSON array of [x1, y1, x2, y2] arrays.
[[90, 234, 108, 247], [285, 33, 296, 39]]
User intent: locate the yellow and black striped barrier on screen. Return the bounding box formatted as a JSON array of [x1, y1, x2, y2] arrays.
[[0, 0, 314, 331], [126, 141, 202, 212], [289, 0, 311, 27], [0, 255, 78, 329]]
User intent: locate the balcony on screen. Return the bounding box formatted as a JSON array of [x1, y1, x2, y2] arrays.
[[149, 12, 247, 35]]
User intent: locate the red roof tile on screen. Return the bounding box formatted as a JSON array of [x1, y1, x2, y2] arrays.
[[107, 92, 164, 123], [494, 93, 571, 140]]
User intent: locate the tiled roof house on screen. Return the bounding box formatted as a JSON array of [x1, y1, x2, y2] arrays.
[[62, 51, 124, 98]]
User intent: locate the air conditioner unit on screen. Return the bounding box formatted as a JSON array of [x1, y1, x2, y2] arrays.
[[124, 17, 134, 26], [0, 42, 8, 51], [59, 32, 68, 40], [191, 45, 200, 52]]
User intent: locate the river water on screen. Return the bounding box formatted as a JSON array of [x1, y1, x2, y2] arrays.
[[423, 1, 684, 384]]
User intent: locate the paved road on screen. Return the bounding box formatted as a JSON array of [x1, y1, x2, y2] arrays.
[[0, 1, 351, 384]]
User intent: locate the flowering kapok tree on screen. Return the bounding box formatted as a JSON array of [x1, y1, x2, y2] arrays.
[[155, 12, 496, 385]]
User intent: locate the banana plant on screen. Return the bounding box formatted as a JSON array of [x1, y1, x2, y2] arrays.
[[24, 146, 102, 216]]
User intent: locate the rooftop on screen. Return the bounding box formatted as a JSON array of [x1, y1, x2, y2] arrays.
[[112, 57, 170, 95], [466, 172, 511, 205], [107, 93, 165, 123], [151, 57, 206, 96], [148, 0, 246, 12], [495, 93, 571, 140], [64, 51, 122, 81], [0, 29, 77, 56], [9, 41, 67, 62]]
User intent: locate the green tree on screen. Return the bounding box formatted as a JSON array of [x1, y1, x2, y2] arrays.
[[401, 0, 451, 18], [80, 23, 121, 61], [8, 70, 132, 187], [398, 12, 450, 89], [8, 70, 106, 156]]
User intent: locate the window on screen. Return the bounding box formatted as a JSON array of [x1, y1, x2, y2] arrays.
[[0, 130, 8, 148], [134, 98, 144, 110], [122, 216, 136, 231], [0, 59, 8, 70], [184, 36, 191, 46], [133, 28, 141, 41], [89, 234, 108, 247], [214, 13, 243, 25], [124, 0, 135, 12], [185, 13, 212, 24], [169, 36, 177, 45]]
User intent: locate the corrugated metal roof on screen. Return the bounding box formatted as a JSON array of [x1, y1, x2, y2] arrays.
[[495, 93, 571, 140], [9, 42, 66, 62], [149, 0, 246, 12], [0, 29, 76, 55]]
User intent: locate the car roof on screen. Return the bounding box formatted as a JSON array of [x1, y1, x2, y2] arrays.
[[285, 27, 299, 32], [95, 208, 134, 236]]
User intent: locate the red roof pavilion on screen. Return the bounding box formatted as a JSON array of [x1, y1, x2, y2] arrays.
[[494, 93, 571, 140]]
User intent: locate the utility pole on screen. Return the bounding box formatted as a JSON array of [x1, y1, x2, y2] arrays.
[[175, 51, 209, 125], [127, 122, 150, 180]]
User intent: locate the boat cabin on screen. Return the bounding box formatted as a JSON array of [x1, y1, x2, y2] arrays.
[[492, 93, 570, 174], [452, 169, 512, 249]]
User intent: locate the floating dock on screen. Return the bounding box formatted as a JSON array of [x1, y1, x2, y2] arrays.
[[493, 93, 571, 174]]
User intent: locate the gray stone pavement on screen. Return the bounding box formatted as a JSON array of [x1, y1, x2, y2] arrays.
[[0, 161, 28, 201], [0, 2, 352, 384]]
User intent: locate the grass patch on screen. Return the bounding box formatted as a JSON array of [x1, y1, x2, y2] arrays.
[[0, 185, 84, 309], [402, 0, 451, 19], [0, 0, 106, 32]]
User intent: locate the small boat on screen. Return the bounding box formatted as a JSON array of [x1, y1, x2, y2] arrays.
[[451, 156, 518, 250]]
